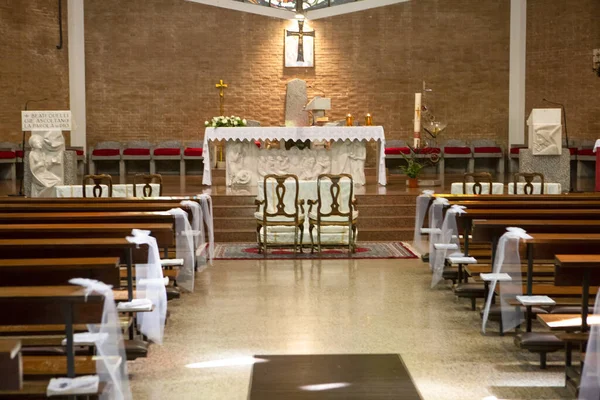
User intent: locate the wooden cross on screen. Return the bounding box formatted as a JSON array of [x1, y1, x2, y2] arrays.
[[215, 79, 228, 115], [286, 20, 314, 63]]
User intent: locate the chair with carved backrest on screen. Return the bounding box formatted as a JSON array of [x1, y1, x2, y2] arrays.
[[307, 174, 358, 253], [254, 174, 305, 256], [133, 174, 163, 197], [82, 174, 113, 198], [462, 172, 493, 195], [513, 172, 545, 195]]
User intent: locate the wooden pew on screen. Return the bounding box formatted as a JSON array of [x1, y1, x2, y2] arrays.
[[0, 223, 174, 249], [0, 339, 21, 390], [458, 210, 600, 256], [0, 238, 142, 301], [0, 286, 105, 398], [521, 234, 600, 295], [0, 211, 174, 225], [453, 200, 600, 209], [437, 194, 600, 201], [554, 254, 600, 332], [0, 202, 196, 213], [0, 258, 121, 288]]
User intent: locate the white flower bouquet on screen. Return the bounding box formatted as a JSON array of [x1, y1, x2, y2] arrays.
[[205, 116, 247, 128]]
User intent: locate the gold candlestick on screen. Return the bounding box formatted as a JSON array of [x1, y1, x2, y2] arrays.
[[365, 113, 373, 126], [346, 114, 354, 126]]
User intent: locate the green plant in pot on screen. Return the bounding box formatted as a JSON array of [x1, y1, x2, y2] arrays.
[[399, 152, 426, 188]]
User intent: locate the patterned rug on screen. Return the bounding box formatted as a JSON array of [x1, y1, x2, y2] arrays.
[[213, 242, 417, 260]]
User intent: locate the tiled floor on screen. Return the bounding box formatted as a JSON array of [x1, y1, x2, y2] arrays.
[[127, 258, 574, 400]]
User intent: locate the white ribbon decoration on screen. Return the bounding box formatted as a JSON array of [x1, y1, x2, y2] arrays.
[[481, 227, 532, 333], [412, 190, 435, 254], [428, 198, 448, 271], [126, 229, 167, 344], [431, 206, 465, 288], [68, 278, 132, 400], [580, 290, 600, 399], [167, 208, 195, 293], [198, 194, 214, 264], [180, 200, 206, 259]]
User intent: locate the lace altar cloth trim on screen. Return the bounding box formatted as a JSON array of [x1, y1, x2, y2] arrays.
[[202, 126, 386, 186]]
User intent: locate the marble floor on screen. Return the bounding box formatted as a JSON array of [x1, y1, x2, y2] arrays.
[[127, 257, 574, 400]]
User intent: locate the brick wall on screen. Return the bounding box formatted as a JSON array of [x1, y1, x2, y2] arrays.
[[3, 1, 597, 150], [526, 0, 600, 146], [83, 0, 510, 147], [0, 0, 69, 144]]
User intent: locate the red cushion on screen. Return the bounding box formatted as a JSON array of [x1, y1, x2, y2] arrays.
[[443, 147, 471, 155], [15, 150, 23, 158], [569, 148, 577, 155], [578, 149, 594, 156], [0, 151, 16, 159], [384, 147, 410, 155], [75, 149, 84, 156], [92, 149, 120, 157], [474, 146, 502, 153], [414, 147, 441, 154], [123, 148, 150, 156], [154, 148, 181, 156], [510, 147, 526, 155], [184, 147, 203, 157]]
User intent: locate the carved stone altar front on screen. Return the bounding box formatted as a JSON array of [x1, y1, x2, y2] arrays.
[[225, 140, 366, 186]]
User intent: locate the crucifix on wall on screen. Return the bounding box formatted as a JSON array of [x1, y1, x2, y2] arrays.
[[285, 20, 315, 68]]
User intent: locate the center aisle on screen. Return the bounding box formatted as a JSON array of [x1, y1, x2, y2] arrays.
[[127, 258, 571, 400]]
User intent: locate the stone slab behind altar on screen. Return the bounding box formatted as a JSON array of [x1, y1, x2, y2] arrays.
[[24, 151, 78, 197], [225, 140, 366, 186], [519, 149, 570, 192]]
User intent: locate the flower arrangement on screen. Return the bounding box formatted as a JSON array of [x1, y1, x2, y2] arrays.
[[205, 116, 247, 128]]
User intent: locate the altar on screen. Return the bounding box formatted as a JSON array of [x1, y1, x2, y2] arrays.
[[201, 126, 386, 186]]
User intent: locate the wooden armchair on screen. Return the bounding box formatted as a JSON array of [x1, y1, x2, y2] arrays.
[[254, 174, 305, 256], [82, 174, 113, 198], [307, 174, 358, 253], [513, 172, 545, 195], [133, 174, 163, 197], [463, 172, 493, 195]]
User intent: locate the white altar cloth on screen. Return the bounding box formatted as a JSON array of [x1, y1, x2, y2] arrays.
[[53, 184, 161, 198], [202, 126, 386, 186]]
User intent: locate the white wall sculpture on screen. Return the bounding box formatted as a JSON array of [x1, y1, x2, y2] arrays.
[[29, 129, 65, 197]]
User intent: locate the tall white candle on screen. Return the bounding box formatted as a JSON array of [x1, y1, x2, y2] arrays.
[[414, 93, 422, 148], [414, 93, 422, 132]]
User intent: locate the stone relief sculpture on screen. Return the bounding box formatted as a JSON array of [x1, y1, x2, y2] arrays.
[[224, 139, 366, 186], [29, 130, 65, 197], [348, 140, 367, 185], [533, 125, 561, 155]]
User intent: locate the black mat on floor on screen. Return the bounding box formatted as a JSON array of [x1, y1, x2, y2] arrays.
[[248, 354, 422, 399]]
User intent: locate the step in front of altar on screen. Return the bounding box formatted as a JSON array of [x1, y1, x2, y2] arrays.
[[211, 193, 416, 243]]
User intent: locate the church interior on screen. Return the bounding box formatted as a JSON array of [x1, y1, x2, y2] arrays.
[[1, 0, 600, 399]]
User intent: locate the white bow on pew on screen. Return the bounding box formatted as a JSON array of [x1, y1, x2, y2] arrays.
[[481, 227, 532, 334], [580, 290, 600, 399], [68, 278, 132, 400], [428, 197, 449, 271], [431, 205, 466, 288], [412, 190, 435, 255], [167, 208, 195, 293], [125, 229, 167, 345], [197, 194, 214, 264]]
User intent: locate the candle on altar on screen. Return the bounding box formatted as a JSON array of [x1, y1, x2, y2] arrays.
[[365, 113, 373, 126], [414, 93, 422, 148], [346, 114, 354, 126]]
